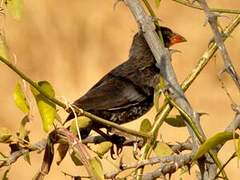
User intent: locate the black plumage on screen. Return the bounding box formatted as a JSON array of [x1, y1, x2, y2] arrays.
[[67, 27, 186, 138]]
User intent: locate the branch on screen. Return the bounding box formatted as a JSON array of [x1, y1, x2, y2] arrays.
[[124, 0, 199, 149], [141, 154, 193, 179], [0, 139, 47, 168], [197, 0, 240, 90], [170, 138, 193, 153], [123, 0, 216, 179], [152, 14, 240, 180], [173, 0, 240, 14], [155, 14, 240, 130], [123, 0, 240, 179], [34, 128, 93, 180], [105, 153, 193, 179], [213, 109, 240, 179], [225, 109, 240, 133]]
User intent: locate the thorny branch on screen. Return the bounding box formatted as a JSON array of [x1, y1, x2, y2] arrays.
[[213, 110, 240, 179], [105, 108, 240, 180], [105, 153, 193, 179], [197, 0, 240, 90], [141, 154, 193, 180], [123, 0, 226, 179], [0, 135, 191, 168], [124, 0, 199, 154], [5, 111, 238, 179], [173, 0, 240, 14]]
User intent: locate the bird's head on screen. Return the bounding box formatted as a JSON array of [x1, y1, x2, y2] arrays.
[[158, 26, 186, 48], [129, 27, 186, 58]]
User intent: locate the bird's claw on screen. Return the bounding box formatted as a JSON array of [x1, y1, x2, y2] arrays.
[[109, 134, 126, 159]]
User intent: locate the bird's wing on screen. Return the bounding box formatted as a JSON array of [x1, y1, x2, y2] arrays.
[[73, 74, 147, 111]]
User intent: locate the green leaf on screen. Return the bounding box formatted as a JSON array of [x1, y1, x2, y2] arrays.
[[13, 82, 30, 113], [153, 141, 173, 157], [140, 118, 152, 133], [0, 127, 12, 143], [31, 81, 56, 132], [18, 115, 30, 140], [70, 116, 92, 135], [237, 136, 240, 161], [165, 115, 186, 127], [0, 37, 9, 60], [90, 157, 104, 180], [0, 152, 7, 161], [193, 132, 239, 161], [155, 0, 162, 7], [96, 141, 112, 157], [23, 150, 31, 165], [70, 151, 83, 166], [6, 0, 24, 20]]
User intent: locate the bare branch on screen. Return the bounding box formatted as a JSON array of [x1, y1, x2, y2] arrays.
[[0, 139, 46, 168]]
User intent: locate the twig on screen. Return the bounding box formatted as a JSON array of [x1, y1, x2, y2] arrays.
[[141, 0, 164, 43], [197, 0, 240, 90], [62, 171, 91, 179], [211, 111, 240, 179], [141, 154, 193, 179], [105, 153, 193, 179], [170, 139, 193, 153], [0, 139, 47, 168], [181, 15, 240, 91], [224, 108, 240, 133], [173, 0, 240, 14], [34, 128, 93, 180], [83, 111, 151, 139], [214, 153, 237, 179]]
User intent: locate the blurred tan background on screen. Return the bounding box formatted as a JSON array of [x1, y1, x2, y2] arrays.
[[0, 0, 240, 179]]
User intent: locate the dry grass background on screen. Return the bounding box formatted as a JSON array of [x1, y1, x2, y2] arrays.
[[0, 0, 240, 179]]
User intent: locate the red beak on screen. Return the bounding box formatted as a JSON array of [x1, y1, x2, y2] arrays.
[[170, 33, 187, 46]]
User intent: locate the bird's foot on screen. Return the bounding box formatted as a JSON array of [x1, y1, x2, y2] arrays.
[[94, 128, 126, 158], [109, 134, 126, 159]]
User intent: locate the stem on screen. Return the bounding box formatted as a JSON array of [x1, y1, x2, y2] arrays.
[[0, 56, 151, 139], [0, 56, 67, 108], [82, 111, 152, 138], [173, 0, 240, 14], [141, 0, 164, 43]]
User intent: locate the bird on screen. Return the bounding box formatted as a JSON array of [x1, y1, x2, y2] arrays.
[[66, 26, 186, 139]]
